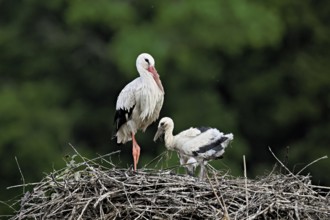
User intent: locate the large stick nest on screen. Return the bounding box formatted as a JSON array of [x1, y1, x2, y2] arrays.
[[8, 152, 330, 220]]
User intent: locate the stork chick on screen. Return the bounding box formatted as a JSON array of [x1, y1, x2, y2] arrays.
[[154, 117, 233, 179]]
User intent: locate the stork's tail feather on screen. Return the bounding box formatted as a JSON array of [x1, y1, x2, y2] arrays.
[[222, 133, 234, 148], [111, 128, 120, 144], [225, 133, 234, 141], [111, 134, 123, 146], [212, 133, 233, 159]]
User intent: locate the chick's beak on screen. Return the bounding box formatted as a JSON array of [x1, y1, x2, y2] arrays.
[[153, 127, 164, 142]]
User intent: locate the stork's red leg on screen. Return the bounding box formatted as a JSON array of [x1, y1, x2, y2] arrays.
[[132, 133, 140, 171]]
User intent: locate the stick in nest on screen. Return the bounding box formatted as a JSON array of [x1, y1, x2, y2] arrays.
[[243, 155, 248, 219], [15, 157, 25, 194], [296, 155, 328, 175]]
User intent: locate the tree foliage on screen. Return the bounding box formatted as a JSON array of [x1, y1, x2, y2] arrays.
[[0, 0, 329, 215]]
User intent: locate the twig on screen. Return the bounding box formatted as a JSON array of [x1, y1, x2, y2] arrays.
[[206, 172, 228, 219], [296, 155, 328, 175], [68, 143, 92, 169], [310, 185, 330, 190], [7, 182, 41, 190], [77, 199, 92, 220], [268, 147, 293, 176], [15, 157, 25, 194], [91, 150, 121, 164], [247, 202, 274, 219], [0, 201, 16, 212], [94, 191, 122, 208], [213, 171, 230, 220], [294, 201, 300, 220], [143, 151, 167, 168], [281, 146, 290, 174], [243, 155, 249, 219]]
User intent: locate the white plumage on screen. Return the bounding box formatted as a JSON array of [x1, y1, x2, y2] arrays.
[[154, 117, 233, 179], [114, 53, 164, 171]]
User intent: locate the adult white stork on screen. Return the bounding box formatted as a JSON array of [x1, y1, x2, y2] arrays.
[[114, 53, 164, 171], [154, 117, 233, 179]]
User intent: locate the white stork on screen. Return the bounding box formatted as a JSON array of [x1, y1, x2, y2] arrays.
[[114, 53, 164, 171], [153, 117, 233, 179]]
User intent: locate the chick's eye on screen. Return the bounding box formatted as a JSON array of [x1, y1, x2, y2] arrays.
[[160, 122, 164, 126], [144, 58, 150, 64]]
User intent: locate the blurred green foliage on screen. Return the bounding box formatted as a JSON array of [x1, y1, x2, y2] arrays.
[[1, 0, 329, 215]]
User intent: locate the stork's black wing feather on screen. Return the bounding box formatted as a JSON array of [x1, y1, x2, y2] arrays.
[[196, 127, 211, 133], [114, 105, 135, 132], [192, 136, 228, 156]]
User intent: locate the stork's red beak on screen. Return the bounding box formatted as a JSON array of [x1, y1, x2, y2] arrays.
[[148, 66, 164, 92], [147, 66, 157, 75]]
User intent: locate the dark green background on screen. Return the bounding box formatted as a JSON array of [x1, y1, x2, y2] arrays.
[[1, 0, 329, 215]]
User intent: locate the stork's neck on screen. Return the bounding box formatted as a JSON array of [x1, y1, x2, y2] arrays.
[[137, 66, 150, 78], [164, 128, 175, 150]]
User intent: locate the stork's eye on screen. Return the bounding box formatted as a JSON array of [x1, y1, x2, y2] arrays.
[[144, 58, 150, 64], [160, 122, 165, 126]]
